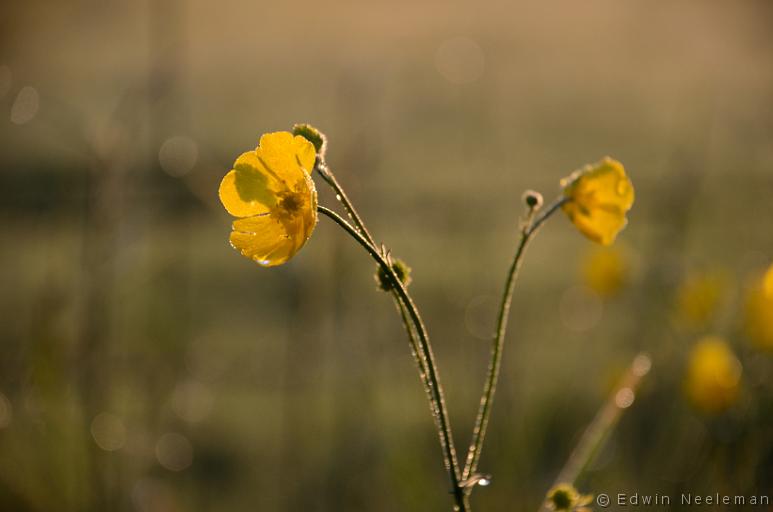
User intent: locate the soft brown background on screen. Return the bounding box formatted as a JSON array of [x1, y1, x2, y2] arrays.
[[1, 1, 772, 511]]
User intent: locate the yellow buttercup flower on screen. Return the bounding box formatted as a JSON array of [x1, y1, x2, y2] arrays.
[[684, 336, 742, 414], [218, 132, 318, 266], [744, 264, 773, 351], [561, 157, 634, 246]]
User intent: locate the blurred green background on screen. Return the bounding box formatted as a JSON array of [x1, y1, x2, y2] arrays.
[[1, 1, 773, 510]]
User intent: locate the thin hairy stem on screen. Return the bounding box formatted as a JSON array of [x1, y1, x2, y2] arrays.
[[316, 162, 377, 246], [463, 197, 568, 483], [394, 296, 436, 421], [318, 205, 468, 511]]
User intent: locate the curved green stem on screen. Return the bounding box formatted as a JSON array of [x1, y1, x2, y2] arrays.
[[462, 197, 567, 483], [316, 162, 377, 246], [393, 296, 434, 410], [318, 205, 468, 511]]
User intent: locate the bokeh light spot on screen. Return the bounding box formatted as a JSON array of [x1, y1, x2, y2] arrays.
[[156, 432, 193, 471], [632, 354, 652, 377], [615, 387, 635, 409], [91, 412, 127, 451], [435, 37, 485, 85], [159, 135, 198, 177], [10, 86, 39, 125]]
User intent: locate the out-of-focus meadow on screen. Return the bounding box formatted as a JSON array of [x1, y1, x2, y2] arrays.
[[2, 1, 773, 510]]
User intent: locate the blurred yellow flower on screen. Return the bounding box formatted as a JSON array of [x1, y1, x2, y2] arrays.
[[684, 336, 742, 414], [561, 157, 634, 246], [218, 132, 318, 266], [744, 264, 773, 351], [582, 246, 629, 298], [675, 271, 726, 329]]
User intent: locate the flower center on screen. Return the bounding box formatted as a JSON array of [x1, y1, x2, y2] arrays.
[[280, 192, 303, 213]]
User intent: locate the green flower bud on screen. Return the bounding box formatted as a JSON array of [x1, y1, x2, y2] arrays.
[[522, 189, 543, 210], [292, 123, 327, 157], [545, 483, 592, 511], [376, 258, 412, 292]]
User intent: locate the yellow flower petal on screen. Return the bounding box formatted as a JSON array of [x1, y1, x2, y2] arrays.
[[256, 132, 315, 188], [230, 215, 299, 267], [219, 151, 280, 217], [563, 202, 628, 245], [293, 134, 317, 175], [562, 158, 634, 209], [561, 157, 634, 245]]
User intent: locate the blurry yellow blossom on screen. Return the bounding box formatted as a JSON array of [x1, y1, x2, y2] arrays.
[[582, 246, 629, 298], [674, 271, 726, 329], [684, 336, 742, 414], [546, 483, 593, 512], [561, 157, 634, 246], [744, 264, 773, 351], [218, 132, 317, 266]]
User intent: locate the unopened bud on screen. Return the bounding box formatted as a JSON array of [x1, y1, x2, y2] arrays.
[[292, 123, 327, 158], [375, 258, 412, 292], [545, 483, 592, 511], [522, 190, 543, 210]]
